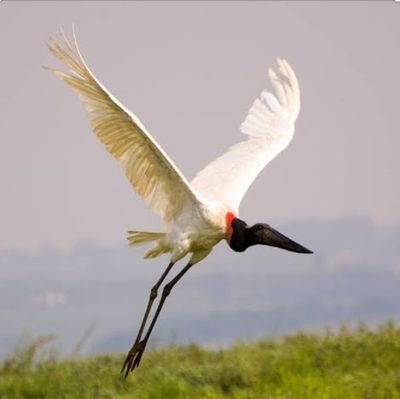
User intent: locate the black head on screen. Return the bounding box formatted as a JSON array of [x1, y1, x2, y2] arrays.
[[228, 218, 313, 254]]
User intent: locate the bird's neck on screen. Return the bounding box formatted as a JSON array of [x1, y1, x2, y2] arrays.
[[225, 212, 236, 242], [226, 215, 250, 252]]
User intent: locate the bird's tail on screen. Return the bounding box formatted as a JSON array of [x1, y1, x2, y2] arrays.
[[127, 231, 165, 247]]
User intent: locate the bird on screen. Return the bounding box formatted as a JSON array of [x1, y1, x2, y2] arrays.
[[46, 28, 313, 378]]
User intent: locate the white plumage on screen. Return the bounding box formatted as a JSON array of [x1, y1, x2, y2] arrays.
[[191, 59, 299, 213], [46, 28, 306, 375], [46, 30, 199, 224], [46, 30, 300, 262]]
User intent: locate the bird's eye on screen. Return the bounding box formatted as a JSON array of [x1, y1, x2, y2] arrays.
[[256, 225, 264, 231]]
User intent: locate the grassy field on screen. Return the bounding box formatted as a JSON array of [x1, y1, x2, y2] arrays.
[[1, 322, 399, 398]]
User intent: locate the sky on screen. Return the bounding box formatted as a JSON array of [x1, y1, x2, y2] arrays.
[[1, 1, 399, 252]]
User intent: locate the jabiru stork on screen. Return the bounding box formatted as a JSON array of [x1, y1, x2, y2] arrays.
[[45, 28, 313, 377]]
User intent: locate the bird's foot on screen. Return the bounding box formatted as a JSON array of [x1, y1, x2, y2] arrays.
[[121, 339, 147, 378]]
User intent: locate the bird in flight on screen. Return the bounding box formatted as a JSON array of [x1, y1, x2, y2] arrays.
[[46, 28, 312, 378]]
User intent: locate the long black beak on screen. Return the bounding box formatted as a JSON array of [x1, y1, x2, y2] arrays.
[[262, 225, 313, 254]]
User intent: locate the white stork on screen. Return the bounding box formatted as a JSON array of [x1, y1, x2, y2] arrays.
[[46, 29, 312, 377]]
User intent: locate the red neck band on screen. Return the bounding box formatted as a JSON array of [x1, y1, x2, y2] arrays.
[[225, 212, 236, 242]]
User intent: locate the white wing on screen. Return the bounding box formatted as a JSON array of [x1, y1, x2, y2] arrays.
[[46, 29, 200, 222], [191, 59, 300, 213]]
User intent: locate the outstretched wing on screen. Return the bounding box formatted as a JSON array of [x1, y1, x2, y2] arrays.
[[191, 59, 300, 213], [46, 29, 200, 222]]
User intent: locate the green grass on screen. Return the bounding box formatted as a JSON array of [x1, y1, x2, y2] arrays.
[[1, 322, 400, 398]]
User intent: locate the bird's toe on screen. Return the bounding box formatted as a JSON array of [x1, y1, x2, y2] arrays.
[[121, 340, 147, 378]]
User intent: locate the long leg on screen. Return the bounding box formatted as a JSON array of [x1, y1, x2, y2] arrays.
[[121, 261, 174, 374], [122, 261, 194, 377]]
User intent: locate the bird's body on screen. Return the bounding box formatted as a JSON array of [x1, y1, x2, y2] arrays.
[[130, 193, 233, 263], [46, 28, 312, 377]]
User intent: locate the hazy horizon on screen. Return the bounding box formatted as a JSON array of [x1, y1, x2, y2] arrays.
[[1, 216, 399, 357]]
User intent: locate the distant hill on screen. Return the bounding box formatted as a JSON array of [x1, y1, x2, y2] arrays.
[[1, 216, 399, 357]]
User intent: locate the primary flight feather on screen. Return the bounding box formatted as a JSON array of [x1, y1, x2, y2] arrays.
[[46, 30, 199, 222], [191, 58, 300, 213], [46, 28, 312, 377]]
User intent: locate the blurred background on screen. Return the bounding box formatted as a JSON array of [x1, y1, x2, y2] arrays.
[[0, 1, 399, 358]]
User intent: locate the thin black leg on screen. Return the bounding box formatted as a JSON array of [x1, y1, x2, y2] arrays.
[[122, 261, 194, 377], [121, 261, 174, 376]]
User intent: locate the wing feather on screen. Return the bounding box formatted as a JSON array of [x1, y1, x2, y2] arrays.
[[46, 29, 200, 222], [191, 59, 300, 213]]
